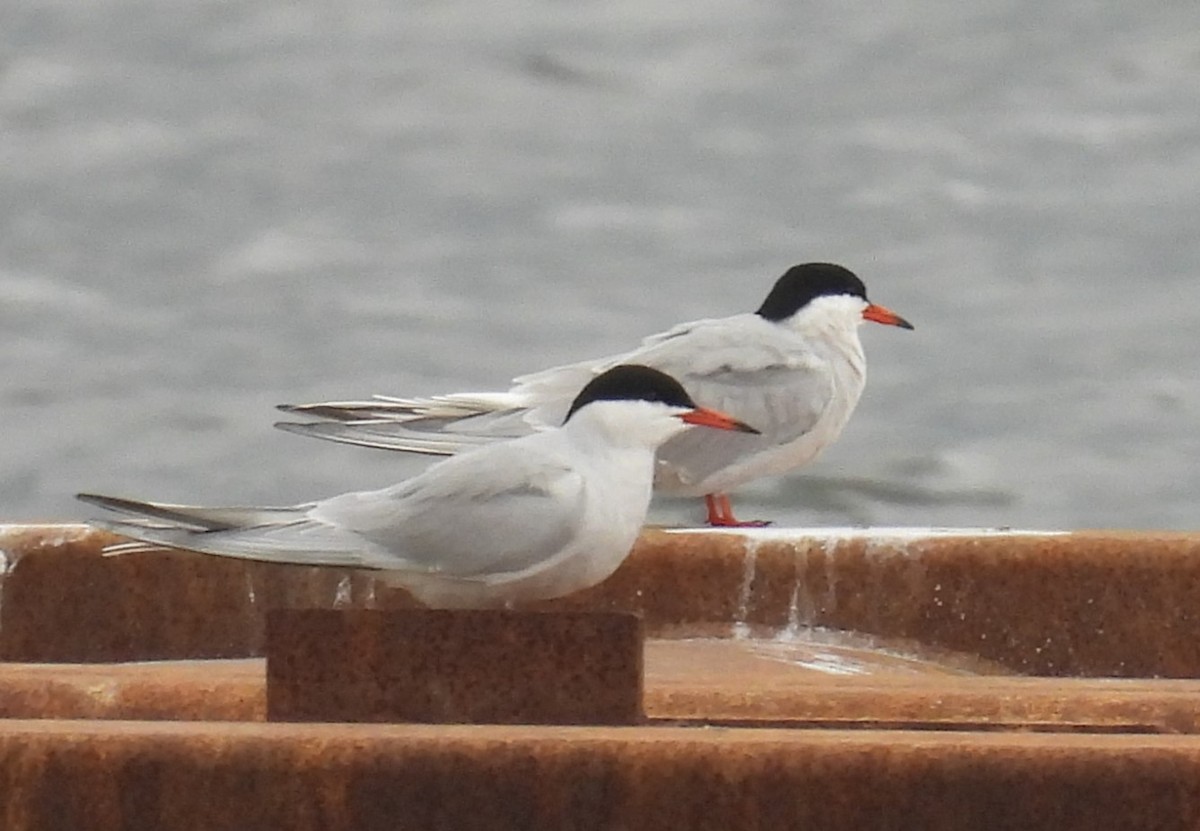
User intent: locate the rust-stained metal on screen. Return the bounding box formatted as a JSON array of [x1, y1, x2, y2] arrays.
[[1, 721, 1200, 830], [6, 644, 1200, 733], [4, 526, 1200, 828], [266, 609, 644, 725], [4, 526, 1200, 676]]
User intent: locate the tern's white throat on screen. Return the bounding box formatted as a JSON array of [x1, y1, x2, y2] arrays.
[[786, 293, 871, 337]]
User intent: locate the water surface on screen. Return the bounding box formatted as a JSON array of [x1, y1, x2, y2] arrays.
[[2, 0, 1198, 529]]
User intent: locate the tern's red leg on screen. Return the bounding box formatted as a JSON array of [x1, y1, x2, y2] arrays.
[[704, 493, 772, 528], [704, 493, 727, 526]]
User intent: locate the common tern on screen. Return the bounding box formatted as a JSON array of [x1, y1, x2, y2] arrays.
[[79, 365, 758, 608], [278, 263, 913, 526]]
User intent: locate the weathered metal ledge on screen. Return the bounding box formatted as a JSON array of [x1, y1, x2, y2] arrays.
[[0, 720, 1198, 830], [3, 524, 1200, 829], [3, 525, 1199, 676]]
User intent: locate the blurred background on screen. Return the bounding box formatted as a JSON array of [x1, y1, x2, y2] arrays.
[[2, 0, 1197, 529]]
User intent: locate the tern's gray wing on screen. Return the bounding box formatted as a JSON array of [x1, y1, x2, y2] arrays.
[[443, 315, 778, 426], [273, 371, 600, 453], [504, 317, 772, 425], [80, 434, 585, 579], [312, 437, 587, 580], [652, 363, 833, 487], [273, 419, 494, 455], [273, 313, 813, 460], [78, 493, 394, 567], [514, 315, 840, 487], [625, 316, 838, 486]]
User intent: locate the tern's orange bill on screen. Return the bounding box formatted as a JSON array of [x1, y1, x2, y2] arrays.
[[680, 407, 760, 434], [863, 303, 914, 330]]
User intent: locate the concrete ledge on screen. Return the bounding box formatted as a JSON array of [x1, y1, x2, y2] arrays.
[[3, 525, 1200, 676], [0, 720, 1198, 830]]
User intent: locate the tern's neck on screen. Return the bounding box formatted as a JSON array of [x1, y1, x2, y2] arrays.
[[782, 294, 868, 389]]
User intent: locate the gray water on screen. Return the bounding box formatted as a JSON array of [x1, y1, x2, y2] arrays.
[[3, 0, 1198, 529]]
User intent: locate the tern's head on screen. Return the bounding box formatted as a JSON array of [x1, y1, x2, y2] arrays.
[[755, 263, 913, 332], [564, 365, 759, 448]]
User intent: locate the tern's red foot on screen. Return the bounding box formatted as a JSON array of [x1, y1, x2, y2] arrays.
[[703, 493, 772, 528], [709, 516, 774, 528]]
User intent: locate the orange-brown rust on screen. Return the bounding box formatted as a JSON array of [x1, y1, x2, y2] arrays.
[[0, 661, 264, 721], [266, 609, 644, 725], [4, 526, 1200, 677], [4, 643, 1200, 734], [0, 721, 1199, 830]]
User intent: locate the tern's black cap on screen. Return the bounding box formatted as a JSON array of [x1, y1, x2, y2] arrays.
[[755, 263, 868, 322], [565, 365, 697, 423]]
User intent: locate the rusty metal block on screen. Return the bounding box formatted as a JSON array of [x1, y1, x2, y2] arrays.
[[266, 609, 644, 725]]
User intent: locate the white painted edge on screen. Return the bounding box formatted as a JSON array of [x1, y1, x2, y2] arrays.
[[663, 526, 1070, 541], [0, 523, 1072, 544], [0, 523, 93, 532], [0, 523, 97, 550]]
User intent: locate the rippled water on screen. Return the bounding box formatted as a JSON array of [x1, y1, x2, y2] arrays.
[[2, 0, 1198, 529]]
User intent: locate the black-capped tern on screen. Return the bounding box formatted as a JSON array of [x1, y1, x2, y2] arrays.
[[79, 365, 758, 608], [278, 263, 912, 526]]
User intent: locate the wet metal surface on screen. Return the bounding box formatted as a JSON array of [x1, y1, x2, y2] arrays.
[[6, 641, 1200, 734]]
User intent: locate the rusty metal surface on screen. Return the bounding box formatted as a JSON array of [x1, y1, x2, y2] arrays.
[[0, 526, 385, 662], [266, 609, 644, 725], [6, 526, 1200, 829], [1, 720, 1200, 830], [0, 661, 264, 721], [5, 643, 1200, 734], [4, 526, 1200, 677], [532, 530, 1200, 677]]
